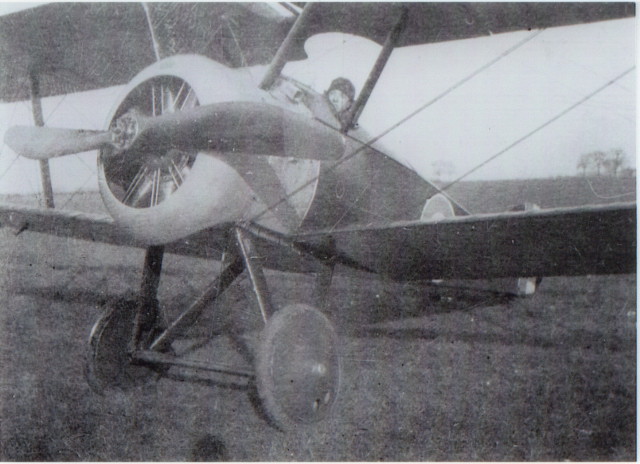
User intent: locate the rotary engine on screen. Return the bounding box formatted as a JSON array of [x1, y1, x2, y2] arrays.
[[97, 55, 316, 244]]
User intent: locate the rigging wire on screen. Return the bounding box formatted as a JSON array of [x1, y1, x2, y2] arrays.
[[43, 93, 68, 125], [248, 29, 544, 223], [225, 17, 247, 67], [437, 66, 635, 194], [0, 154, 23, 186], [0, 100, 21, 182], [142, 2, 163, 61], [59, 175, 98, 210]]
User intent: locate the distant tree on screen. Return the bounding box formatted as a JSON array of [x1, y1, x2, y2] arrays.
[[591, 150, 606, 176], [621, 167, 636, 178], [603, 148, 627, 177], [577, 153, 590, 176], [578, 149, 630, 177]]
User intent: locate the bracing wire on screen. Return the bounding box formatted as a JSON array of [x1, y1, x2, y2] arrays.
[[437, 66, 635, 194], [222, 16, 247, 67], [0, 100, 22, 183], [0, 154, 23, 186], [248, 29, 544, 223], [142, 2, 163, 62], [60, 176, 97, 210], [43, 94, 69, 125]]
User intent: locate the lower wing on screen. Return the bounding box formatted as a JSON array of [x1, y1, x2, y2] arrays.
[[293, 202, 636, 281], [0, 201, 635, 280]]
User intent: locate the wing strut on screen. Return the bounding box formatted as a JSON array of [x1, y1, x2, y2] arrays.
[[341, 6, 408, 132], [259, 2, 317, 90], [29, 71, 55, 208]]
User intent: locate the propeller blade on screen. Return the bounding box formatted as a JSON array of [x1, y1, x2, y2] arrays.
[[4, 126, 112, 160], [5, 102, 345, 162], [133, 102, 345, 160]]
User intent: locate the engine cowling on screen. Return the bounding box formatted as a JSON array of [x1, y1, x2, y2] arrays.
[[97, 55, 319, 244]]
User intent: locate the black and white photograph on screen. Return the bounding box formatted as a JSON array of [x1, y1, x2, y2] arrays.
[[0, 2, 635, 460]]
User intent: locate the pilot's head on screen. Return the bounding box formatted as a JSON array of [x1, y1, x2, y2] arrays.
[[326, 78, 355, 114]]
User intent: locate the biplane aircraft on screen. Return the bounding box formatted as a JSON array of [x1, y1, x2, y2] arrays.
[[0, 2, 635, 430]]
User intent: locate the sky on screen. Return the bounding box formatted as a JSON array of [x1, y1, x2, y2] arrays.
[[0, 8, 635, 194], [285, 17, 635, 181]]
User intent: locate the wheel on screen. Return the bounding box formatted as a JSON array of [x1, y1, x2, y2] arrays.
[[255, 304, 341, 430], [85, 298, 162, 393]]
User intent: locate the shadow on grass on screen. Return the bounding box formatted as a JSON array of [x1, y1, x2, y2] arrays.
[[189, 434, 228, 461], [162, 371, 249, 392], [325, 289, 510, 323], [350, 325, 634, 352]]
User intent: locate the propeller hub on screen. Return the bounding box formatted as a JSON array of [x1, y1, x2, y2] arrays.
[[111, 111, 140, 151]]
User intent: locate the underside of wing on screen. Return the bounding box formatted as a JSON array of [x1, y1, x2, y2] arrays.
[[300, 2, 635, 49], [0, 3, 295, 102], [293, 203, 636, 281], [2, 3, 634, 102]]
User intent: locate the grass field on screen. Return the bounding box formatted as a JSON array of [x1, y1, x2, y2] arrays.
[[0, 177, 636, 460]]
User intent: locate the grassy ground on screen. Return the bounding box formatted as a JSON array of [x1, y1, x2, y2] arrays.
[[0, 177, 636, 460], [441, 175, 636, 212]]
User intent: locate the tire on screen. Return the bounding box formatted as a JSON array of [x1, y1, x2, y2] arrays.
[[255, 304, 341, 430], [85, 298, 161, 393]]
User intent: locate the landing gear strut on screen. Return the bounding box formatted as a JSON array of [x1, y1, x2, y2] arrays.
[[86, 245, 167, 392], [85, 225, 342, 430]]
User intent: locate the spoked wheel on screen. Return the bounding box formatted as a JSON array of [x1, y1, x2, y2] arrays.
[[85, 298, 164, 393], [255, 304, 341, 430]]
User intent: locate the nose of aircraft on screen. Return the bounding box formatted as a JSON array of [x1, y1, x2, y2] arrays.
[[96, 68, 258, 244]]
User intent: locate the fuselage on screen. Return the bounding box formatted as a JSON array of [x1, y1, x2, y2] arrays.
[[97, 55, 445, 245]]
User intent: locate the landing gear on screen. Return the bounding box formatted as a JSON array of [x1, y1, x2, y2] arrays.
[[85, 298, 164, 392], [85, 226, 342, 429], [256, 304, 341, 429], [86, 245, 168, 393]]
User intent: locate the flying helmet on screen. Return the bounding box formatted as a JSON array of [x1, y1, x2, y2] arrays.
[[327, 77, 356, 102]]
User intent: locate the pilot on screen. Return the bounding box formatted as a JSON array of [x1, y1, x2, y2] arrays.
[[325, 77, 356, 125]]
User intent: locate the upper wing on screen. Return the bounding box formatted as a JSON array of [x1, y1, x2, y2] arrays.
[[0, 3, 296, 102], [2, 3, 634, 103], [293, 202, 636, 281], [300, 2, 635, 49]]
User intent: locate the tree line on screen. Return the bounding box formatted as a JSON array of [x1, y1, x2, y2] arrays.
[[577, 149, 634, 177]]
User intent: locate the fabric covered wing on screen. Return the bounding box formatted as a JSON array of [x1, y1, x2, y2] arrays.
[[293, 202, 636, 281], [1, 202, 635, 280], [0, 202, 228, 260], [2, 3, 634, 102], [0, 203, 323, 273], [0, 3, 295, 102], [300, 3, 635, 49], [0, 203, 133, 245]]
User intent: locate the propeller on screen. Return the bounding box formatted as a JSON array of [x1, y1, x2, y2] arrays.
[[4, 102, 345, 161], [4, 126, 113, 160]]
